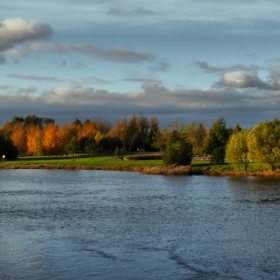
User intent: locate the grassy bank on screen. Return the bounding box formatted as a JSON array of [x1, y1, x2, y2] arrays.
[[1, 154, 280, 177]]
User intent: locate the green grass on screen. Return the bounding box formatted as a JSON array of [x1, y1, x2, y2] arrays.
[[0, 154, 164, 169], [1, 154, 279, 176]]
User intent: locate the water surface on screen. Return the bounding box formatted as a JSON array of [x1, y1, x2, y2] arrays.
[[1, 170, 280, 279]]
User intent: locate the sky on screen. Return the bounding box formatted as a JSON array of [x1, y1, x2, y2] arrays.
[[1, 0, 280, 128]]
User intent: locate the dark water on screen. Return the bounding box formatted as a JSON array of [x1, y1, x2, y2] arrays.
[[1, 170, 280, 279]]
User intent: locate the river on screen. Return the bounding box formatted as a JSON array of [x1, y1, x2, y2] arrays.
[[0, 170, 280, 279]]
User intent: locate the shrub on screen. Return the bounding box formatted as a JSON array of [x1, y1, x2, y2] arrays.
[[210, 147, 225, 164]]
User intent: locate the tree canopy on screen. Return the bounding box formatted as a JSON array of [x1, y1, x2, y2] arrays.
[[226, 129, 250, 171], [247, 119, 280, 171], [163, 130, 193, 166], [202, 117, 230, 163]]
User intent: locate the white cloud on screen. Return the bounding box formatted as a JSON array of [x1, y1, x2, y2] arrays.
[[0, 18, 53, 51], [223, 71, 259, 88]]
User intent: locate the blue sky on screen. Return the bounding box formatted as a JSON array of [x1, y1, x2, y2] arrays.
[[1, 0, 280, 128]]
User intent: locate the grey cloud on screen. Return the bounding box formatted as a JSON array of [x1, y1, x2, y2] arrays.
[[75, 43, 155, 63], [8, 74, 74, 83], [0, 18, 53, 51], [0, 55, 6, 64], [149, 59, 171, 72], [0, 85, 12, 90], [6, 42, 155, 64], [194, 61, 260, 74], [57, 60, 67, 68], [107, 7, 124, 16], [16, 87, 37, 95], [194, 61, 226, 73], [74, 62, 87, 68], [4, 42, 48, 59], [107, 7, 155, 17], [123, 77, 160, 84], [1, 83, 279, 127], [7, 74, 110, 85], [135, 7, 155, 16]]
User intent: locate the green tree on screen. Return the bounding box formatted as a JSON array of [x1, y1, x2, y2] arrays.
[[232, 124, 242, 135], [163, 130, 193, 166], [247, 119, 280, 171], [131, 132, 142, 151], [65, 136, 80, 160], [124, 114, 138, 149], [85, 137, 97, 159], [152, 120, 185, 152], [226, 130, 250, 171], [202, 117, 230, 163]]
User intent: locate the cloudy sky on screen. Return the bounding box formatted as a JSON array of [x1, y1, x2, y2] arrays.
[[1, 0, 280, 128]]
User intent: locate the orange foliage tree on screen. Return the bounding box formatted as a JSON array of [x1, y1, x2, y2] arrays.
[[43, 123, 60, 156], [26, 125, 43, 156], [77, 120, 98, 141], [11, 123, 27, 155]]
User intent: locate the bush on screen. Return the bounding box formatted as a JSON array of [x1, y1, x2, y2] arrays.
[[163, 131, 193, 166], [210, 147, 225, 163]]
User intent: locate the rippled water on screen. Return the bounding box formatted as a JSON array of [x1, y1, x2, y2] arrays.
[[1, 170, 280, 279]]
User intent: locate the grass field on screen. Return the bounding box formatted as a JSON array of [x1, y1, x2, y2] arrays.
[[0, 154, 164, 169], [0, 153, 279, 176]]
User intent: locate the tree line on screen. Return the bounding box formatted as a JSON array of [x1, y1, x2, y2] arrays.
[[0, 115, 161, 158], [1, 114, 280, 171]]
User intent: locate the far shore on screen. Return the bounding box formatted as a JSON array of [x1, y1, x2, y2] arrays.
[[1, 158, 280, 177]]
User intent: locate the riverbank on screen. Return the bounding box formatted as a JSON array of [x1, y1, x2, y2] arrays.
[[1, 159, 280, 177]]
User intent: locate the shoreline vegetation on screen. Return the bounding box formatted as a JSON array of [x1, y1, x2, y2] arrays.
[[1, 154, 280, 177]]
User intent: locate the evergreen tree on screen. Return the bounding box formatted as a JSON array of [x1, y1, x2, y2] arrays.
[[202, 117, 230, 163], [65, 136, 80, 160]]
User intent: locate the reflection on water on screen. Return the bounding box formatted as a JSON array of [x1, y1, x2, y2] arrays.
[[1, 170, 280, 279]]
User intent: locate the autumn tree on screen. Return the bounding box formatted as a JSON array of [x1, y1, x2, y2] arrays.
[[0, 121, 13, 140], [26, 125, 43, 156], [185, 121, 207, 155], [43, 123, 60, 156], [57, 124, 74, 155], [247, 119, 280, 171], [77, 120, 98, 140], [226, 129, 250, 171], [11, 123, 27, 155]]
